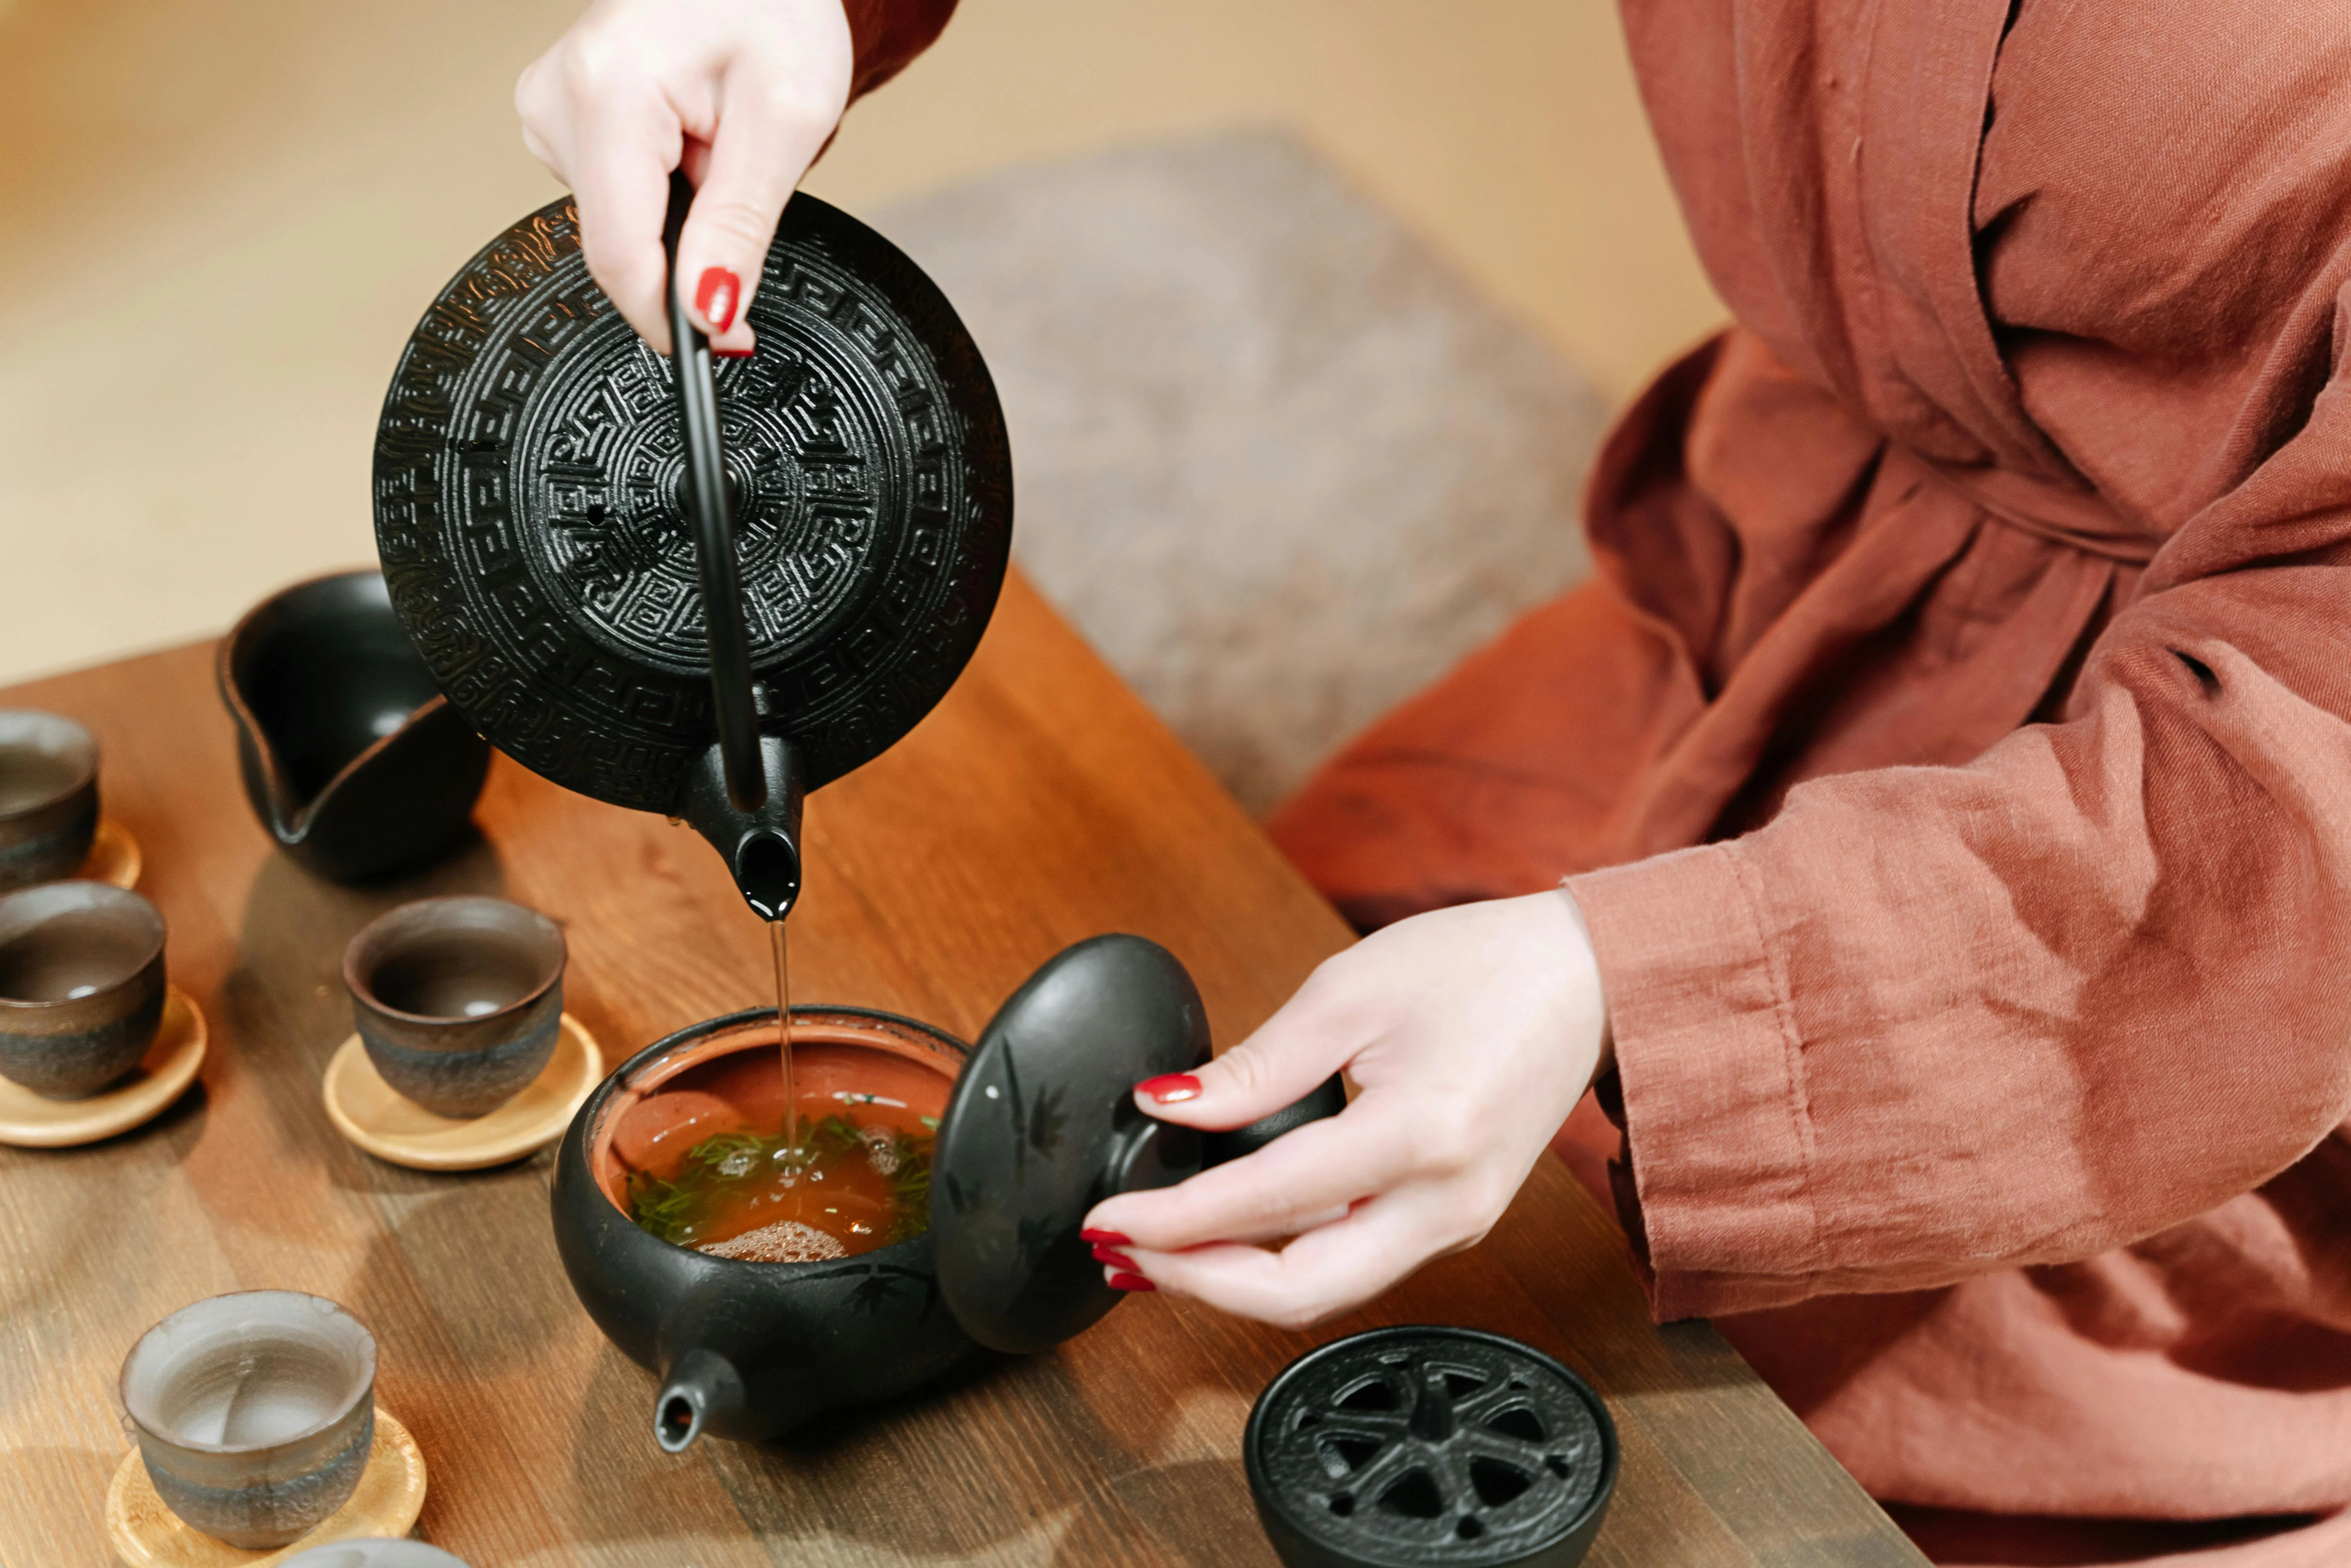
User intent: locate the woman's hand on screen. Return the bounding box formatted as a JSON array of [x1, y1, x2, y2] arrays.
[[517, 0, 854, 355], [1081, 890, 1612, 1330]]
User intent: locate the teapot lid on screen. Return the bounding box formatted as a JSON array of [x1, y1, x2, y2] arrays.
[[372, 193, 1011, 816], [929, 935, 1210, 1354]]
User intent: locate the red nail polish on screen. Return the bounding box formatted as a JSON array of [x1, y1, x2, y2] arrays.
[[1092, 1246, 1137, 1270], [1110, 1272, 1157, 1293], [1080, 1229, 1130, 1246], [695, 266, 741, 332], [1137, 1073, 1201, 1104], [714, 346, 754, 359]]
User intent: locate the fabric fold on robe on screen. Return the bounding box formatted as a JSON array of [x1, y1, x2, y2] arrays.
[[842, 0, 958, 98], [1269, 0, 2351, 1558]]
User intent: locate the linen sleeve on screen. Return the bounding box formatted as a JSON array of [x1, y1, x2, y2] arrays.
[[1569, 349, 2351, 1320], [841, 0, 958, 100]]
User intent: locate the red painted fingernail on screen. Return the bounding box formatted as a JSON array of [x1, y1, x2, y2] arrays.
[[1110, 1272, 1157, 1293], [1137, 1074, 1201, 1104], [714, 346, 754, 359], [695, 266, 741, 332], [1092, 1246, 1137, 1269], [1081, 1229, 1129, 1245]]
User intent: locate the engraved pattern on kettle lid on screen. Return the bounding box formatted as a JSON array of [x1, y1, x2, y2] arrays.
[[371, 194, 1012, 818]]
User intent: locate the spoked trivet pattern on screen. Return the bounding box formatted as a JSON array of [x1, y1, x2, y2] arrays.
[[1245, 1325, 1617, 1568]]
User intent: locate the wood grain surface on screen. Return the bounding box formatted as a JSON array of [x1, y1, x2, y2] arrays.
[[0, 571, 1925, 1567]]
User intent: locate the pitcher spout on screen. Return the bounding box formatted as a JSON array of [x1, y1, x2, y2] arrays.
[[681, 733, 805, 920]]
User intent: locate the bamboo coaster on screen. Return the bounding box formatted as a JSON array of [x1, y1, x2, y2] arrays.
[[322, 1013, 603, 1171], [0, 986, 205, 1148], [82, 818, 142, 889], [105, 1407, 426, 1568]]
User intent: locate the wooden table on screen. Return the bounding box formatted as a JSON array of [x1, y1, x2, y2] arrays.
[[0, 574, 1926, 1567]]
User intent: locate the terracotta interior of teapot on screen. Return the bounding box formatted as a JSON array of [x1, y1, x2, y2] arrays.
[[590, 1009, 964, 1218]]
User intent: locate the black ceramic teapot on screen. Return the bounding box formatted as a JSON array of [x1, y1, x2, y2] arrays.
[[551, 936, 1346, 1448], [373, 179, 1011, 915]]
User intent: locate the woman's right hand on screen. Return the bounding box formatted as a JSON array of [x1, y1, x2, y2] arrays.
[[1079, 891, 1612, 1329], [517, 0, 854, 357]]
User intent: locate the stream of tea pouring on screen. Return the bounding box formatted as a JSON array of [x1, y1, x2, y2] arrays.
[[660, 172, 811, 1174], [770, 916, 797, 1168]]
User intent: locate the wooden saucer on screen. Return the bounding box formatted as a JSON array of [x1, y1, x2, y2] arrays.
[[105, 1406, 426, 1568], [322, 1013, 603, 1170], [83, 817, 142, 889], [0, 986, 205, 1148]]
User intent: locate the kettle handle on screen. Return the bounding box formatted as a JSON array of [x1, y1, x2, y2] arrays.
[[663, 172, 767, 815]]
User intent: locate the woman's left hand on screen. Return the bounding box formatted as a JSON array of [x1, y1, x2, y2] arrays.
[[1080, 890, 1611, 1329]]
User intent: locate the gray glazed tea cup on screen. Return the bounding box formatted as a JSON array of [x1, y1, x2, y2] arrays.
[[0, 881, 166, 1098], [343, 896, 566, 1118], [0, 710, 99, 892], [121, 1291, 378, 1550], [284, 1543, 472, 1568]]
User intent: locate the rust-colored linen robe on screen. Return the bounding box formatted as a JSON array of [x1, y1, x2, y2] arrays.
[[1270, 1, 2351, 1561]]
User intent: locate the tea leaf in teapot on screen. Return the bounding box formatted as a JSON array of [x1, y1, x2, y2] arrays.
[[627, 1170, 701, 1246], [689, 1128, 785, 1179], [811, 1115, 866, 1158], [627, 1112, 937, 1257], [882, 1137, 933, 1245]]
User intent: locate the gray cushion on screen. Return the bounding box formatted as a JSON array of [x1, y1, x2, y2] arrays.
[[873, 129, 1607, 814]]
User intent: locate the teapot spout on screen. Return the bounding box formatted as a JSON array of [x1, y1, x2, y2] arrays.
[[681, 733, 805, 920], [655, 1347, 748, 1453]]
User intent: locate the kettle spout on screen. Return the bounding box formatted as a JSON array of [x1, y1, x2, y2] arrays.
[[655, 1347, 748, 1453], [681, 733, 805, 920]]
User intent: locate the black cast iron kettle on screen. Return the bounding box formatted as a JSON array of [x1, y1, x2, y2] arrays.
[[373, 176, 1012, 915], [551, 935, 1345, 1449]]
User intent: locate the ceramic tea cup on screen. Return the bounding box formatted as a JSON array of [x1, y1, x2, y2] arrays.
[[121, 1291, 378, 1550], [0, 882, 165, 1098], [283, 1541, 472, 1568], [344, 896, 566, 1118], [0, 710, 99, 892]]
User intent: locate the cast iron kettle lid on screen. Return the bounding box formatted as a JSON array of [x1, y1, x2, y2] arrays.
[[929, 934, 1347, 1356], [371, 190, 1012, 815]]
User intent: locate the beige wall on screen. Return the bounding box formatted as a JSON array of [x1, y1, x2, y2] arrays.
[[0, 0, 1722, 685]]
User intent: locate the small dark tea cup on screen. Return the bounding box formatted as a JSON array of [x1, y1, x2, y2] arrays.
[[121, 1291, 378, 1549], [0, 882, 166, 1098], [0, 710, 99, 892], [344, 896, 565, 1118]]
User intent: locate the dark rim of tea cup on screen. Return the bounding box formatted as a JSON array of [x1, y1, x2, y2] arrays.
[[0, 710, 100, 890], [0, 882, 163, 1003], [0, 710, 98, 823], [0, 882, 167, 1097], [342, 896, 565, 1028], [121, 1291, 377, 1456]]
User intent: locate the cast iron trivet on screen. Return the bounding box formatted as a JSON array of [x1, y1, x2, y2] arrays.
[[1245, 1326, 1617, 1568]]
